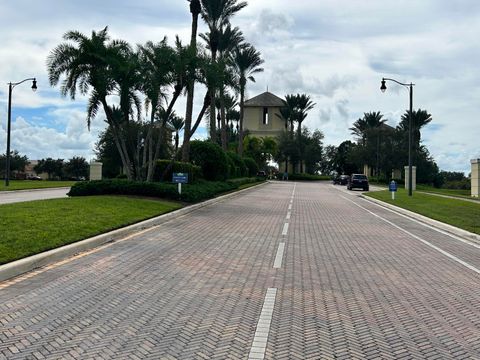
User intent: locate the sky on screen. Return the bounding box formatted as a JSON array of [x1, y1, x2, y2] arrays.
[[0, 0, 479, 174]]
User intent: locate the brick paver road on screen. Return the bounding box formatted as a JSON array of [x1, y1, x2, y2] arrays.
[[0, 182, 479, 359]]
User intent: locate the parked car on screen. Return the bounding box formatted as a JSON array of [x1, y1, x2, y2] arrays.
[[347, 174, 369, 191], [256, 171, 267, 178], [27, 175, 42, 180], [333, 174, 349, 185]]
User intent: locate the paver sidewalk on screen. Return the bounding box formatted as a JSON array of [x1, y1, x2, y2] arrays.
[[0, 182, 479, 359]]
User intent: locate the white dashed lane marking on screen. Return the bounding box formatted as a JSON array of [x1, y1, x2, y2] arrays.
[[248, 288, 277, 359], [273, 243, 286, 268]]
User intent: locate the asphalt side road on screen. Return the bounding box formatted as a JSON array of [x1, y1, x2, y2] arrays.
[[0, 188, 69, 204], [0, 182, 478, 359]]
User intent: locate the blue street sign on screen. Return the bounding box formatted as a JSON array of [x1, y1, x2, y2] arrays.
[[389, 180, 397, 192], [172, 173, 188, 184]]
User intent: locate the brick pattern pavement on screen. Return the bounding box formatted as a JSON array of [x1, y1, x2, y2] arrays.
[[0, 181, 479, 359]]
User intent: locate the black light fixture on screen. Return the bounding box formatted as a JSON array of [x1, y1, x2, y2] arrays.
[[380, 79, 387, 93], [5, 77, 37, 186]]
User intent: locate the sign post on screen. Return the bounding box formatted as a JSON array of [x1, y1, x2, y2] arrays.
[[172, 173, 188, 195], [389, 180, 397, 200]]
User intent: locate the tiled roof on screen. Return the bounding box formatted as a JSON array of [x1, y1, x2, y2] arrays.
[[244, 92, 285, 107]]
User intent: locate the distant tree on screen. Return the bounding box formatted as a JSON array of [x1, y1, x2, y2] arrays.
[[64, 157, 89, 180], [34, 158, 64, 180], [440, 171, 466, 182], [302, 129, 324, 175], [0, 150, 29, 177], [333, 140, 361, 175], [243, 135, 277, 170], [319, 145, 337, 175]]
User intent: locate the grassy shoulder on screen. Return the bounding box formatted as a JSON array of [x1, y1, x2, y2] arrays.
[[366, 189, 480, 235], [0, 180, 78, 191], [0, 196, 181, 265], [416, 184, 472, 198]]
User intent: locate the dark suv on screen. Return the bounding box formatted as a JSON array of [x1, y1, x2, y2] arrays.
[[333, 174, 349, 185], [347, 174, 369, 191]]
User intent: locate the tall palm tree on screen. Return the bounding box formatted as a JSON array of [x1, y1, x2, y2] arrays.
[[295, 94, 316, 138], [349, 111, 387, 177], [47, 27, 136, 179], [294, 94, 315, 173], [398, 109, 432, 148], [398, 108, 432, 165], [200, 0, 247, 141], [183, 0, 202, 163], [138, 39, 175, 180], [231, 43, 264, 156], [349, 111, 386, 146]]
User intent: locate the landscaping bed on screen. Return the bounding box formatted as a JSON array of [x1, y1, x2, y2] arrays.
[[68, 178, 264, 203]]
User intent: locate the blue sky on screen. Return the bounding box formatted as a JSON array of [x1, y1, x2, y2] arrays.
[[0, 0, 479, 173]]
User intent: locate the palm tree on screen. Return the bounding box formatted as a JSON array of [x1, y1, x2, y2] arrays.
[[138, 39, 175, 180], [47, 27, 136, 179], [293, 94, 315, 173], [200, 0, 247, 140], [169, 115, 185, 154], [349, 111, 387, 177], [398, 108, 432, 165], [398, 109, 432, 148], [231, 43, 264, 156], [349, 111, 386, 146], [183, 0, 202, 163], [295, 94, 316, 139]]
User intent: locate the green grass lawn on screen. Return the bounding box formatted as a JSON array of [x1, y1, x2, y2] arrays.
[[366, 189, 480, 235], [0, 180, 78, 191], [416, 184, 472, 198], [0, 196, 181, 265]]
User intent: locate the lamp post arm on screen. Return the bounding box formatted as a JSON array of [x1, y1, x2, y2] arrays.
[[10, 77, 36, 89], [382, 77, 414, 88]]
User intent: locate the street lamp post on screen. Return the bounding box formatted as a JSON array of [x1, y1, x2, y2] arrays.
[[380, 77, 414, 196], [5, 78, 37, 186]]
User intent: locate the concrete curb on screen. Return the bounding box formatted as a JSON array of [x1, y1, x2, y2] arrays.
[[0, 187, 71, 194], [0, 182, 268, 283], [362, 195, 480, 245]]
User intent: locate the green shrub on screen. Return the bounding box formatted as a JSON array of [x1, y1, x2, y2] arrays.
[[243, 157, 258, 177], [68, 178, 262, 203], [288, 173, 331, 181], [189, 140, 228, 181], [443, 179, 470, 190], [226, 152, 247, 178], [153, 160, 202, 182]]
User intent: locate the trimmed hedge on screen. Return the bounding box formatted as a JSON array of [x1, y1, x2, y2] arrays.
[[287, 173, 331, 181], [154, 160, 202, 182], [68, 178, 263, 203]]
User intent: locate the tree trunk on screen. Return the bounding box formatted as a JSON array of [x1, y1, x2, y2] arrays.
[[182, 5, 199, 163], [220, 89, 227, 151], [238, 84, 245, 156], [191, 91, 210, 136], [101, 99, 132, 180]]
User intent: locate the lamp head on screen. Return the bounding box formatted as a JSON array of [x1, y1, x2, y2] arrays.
[[31, 79, 37, 92], [380, 79, 386, 93]]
